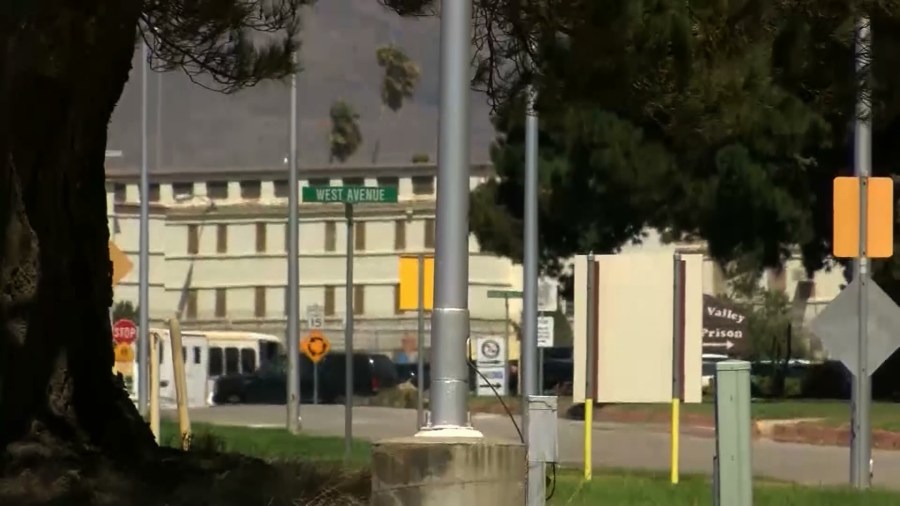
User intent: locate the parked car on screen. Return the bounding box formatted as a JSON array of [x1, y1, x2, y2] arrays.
[[212, 351, 399, 405], [396, 362, 431, 389]]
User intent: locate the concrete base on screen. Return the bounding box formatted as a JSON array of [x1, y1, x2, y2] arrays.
[[371, 437, 526, 506]]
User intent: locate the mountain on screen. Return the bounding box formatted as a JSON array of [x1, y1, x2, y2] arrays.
[[107, 0, 495, 173]]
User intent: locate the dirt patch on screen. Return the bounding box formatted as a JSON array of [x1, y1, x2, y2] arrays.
[[771, 422, 900, 450], [0, 444, 370, 506]]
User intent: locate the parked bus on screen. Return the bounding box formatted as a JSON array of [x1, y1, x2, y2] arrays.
[[146, 328, 282, 408]]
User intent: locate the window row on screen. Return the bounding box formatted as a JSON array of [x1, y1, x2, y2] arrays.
[[185, 218, 436, 254], [180, 284, 414, 320], [113, 176, 435, 203]]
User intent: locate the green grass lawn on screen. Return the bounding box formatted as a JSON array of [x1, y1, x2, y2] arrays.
[[159, 421, 371, 465], [550, 470, 900, 505], [160, 422, 900, 504]]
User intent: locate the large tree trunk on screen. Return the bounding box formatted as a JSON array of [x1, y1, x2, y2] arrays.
[[0, 0, 154, 473]]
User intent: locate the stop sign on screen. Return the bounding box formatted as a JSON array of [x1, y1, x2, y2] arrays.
[[112, 319, 138, 345]]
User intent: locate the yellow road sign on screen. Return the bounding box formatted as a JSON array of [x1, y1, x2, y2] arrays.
[[833, 176, 894, 258], [301, 330, 331, 363], [398, 255, 434, 311], [114, 342, 135, 363], [109, 241, 133, 285]]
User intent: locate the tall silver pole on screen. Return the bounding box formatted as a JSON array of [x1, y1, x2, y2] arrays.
[[344, 203, 355, 458], [416, 253, 426, 429], [851, 16, 872, 489], [286, 54, 301, 434], [137, 41, 150, 414], [156, 69, 162, 171], [523, 81, 543, 503], [424, 0, 477, 434], [504, 296, 510, 395]]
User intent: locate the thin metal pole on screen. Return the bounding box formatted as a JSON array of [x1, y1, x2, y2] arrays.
[[286, 54, 301, 434], [851, 16, 872, 489], [671, 253, 684, 485], [313, 362, 319, 405], [156, 68, 162, 171], [345, 203, 355, 459], [138, 41, 150, 415], [584, 253, 596, 481], [523, 80, 543, 504], [504, 296, 510, 395], [417, 253, 426, 428], [425, 0, 476, 433]]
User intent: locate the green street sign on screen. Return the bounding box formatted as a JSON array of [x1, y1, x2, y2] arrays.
[[487, 289, 523, 299], [302, 185, 398, 204]]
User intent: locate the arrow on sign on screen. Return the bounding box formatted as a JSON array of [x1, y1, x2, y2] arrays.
[[705, 341, 735, 350]]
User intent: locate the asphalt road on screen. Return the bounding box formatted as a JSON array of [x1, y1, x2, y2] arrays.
[[166, 404, 900, 489]]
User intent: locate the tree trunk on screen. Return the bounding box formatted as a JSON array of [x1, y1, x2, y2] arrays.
[[0, 0, 154, 470]]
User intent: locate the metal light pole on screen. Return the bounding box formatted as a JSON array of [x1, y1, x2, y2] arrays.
[[286, 53, 301, 434], [850, 16, 872, 489], [419, 0, 479, 436], [138, 41, 151, 415], [416, 252, 426, 429], [523, 80, 543, 503], [344, 203, 355, 459]]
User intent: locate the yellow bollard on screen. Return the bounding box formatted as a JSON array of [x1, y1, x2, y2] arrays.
[[671, 397, 680, 484], [584, 398, 593, 481]]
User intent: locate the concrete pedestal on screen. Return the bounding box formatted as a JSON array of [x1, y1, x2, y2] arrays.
[[371, 437, 526, 506]]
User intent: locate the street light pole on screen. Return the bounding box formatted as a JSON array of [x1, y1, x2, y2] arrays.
[[418, 0, 479, 436], [138, 41, 151, 415], [286, 52, 301, 434], [523, 79, 543, 503]]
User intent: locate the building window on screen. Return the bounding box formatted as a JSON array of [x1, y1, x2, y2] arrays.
[[284, 223, 291, 253], [254, 286, 266, 317], [308, 177, 330, 187], [240, 349, 257, 373], [283, 286, 293, 316], [187, 225, 199, 254], [186, 289, 198, 319], [355, 221, 366, 251], [216, 224, 227, 253], [224, 348, 239, 375], [255, 222, 267, 252], [172, 182, 193, 198], [148, 183, 160, 202], [274, 180, 289, 198], [353, 285, 365, 315], [343, 177, 364, 186], [208, 347, 223, 376], [215, 288, 227, 318], [241, 180, 261, 199], [424, 218, 435, 249], [394, 220, 406, 250], [324, 286, 335, 316], [377, 176, 399, 188], [113, 184, 126, 202], [325, 222, 336, 252], [412, 176, 434, 195], [207, 181, 228, 199], [394, 284, 403, 314]]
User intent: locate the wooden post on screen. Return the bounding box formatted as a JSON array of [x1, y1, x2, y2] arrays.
[[168, 317, 192, 451], [149, 332, 160, 444]]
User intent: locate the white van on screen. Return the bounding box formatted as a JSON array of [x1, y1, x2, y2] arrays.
[[147, 329, 282, 408]]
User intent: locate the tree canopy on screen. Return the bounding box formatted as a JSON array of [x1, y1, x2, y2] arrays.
[[329, 100, 363, 163], [385, 0, 900, 286]]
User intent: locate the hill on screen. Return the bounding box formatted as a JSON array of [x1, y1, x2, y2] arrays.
[[107, 0, 495, 172]]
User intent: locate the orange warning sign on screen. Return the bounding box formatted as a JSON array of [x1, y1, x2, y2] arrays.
[[300, 329, 331, 363]]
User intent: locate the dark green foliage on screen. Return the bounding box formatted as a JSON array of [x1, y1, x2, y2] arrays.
[[329, 100, 363, 163]]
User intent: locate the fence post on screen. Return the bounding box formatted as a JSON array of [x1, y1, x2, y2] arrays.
[[714, 360, 753, 506]]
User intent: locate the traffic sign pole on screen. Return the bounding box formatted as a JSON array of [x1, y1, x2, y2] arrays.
[[504, 296, 510, 396], [286, 50, 301, 435], [851, 16, 873, 488], [344, 202, 354, 462], [417, 252, 426, 429]]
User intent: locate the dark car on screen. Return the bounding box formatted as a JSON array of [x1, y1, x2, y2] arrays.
[[396, 362, 431, 390], [212, 351, 399, 405]]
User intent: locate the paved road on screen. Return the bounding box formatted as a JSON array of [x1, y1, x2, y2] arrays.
[[166, 404, 900, 489]]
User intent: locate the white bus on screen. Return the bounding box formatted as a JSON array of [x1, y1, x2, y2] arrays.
[[146, 328, 282, 408]]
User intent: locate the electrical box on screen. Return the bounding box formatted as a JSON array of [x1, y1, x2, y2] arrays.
[[527, 395, 558, 463]]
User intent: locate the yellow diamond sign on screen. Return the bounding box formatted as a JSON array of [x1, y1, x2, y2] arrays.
[[109, 241, 133, 286]]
